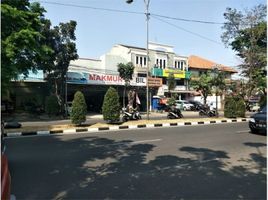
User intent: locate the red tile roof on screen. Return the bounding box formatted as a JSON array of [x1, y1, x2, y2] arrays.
[[188, 55, 237, 73]]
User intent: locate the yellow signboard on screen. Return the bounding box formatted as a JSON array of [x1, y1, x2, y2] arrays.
[[163, 69, 185, 78]]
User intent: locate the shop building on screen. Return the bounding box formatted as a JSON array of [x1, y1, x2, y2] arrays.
[[7, 43, 237, 113]]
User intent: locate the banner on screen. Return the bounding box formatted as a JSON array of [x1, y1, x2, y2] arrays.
[[67, 71, 147, 86], [163, 69, 185, 78]]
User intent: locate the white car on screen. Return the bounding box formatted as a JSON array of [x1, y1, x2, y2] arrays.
[[175, 100, 194, 111]]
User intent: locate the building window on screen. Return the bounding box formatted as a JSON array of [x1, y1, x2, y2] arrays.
[[140, 57, 143, 66], [163, 60, 166, 68], [136, 56, 139, 65], [144, 57, 146, 66], [156, 59, 159, 66], [160, 60, 162, 68], [180, 61, 184, 70], [162, 78, 167, 84], [176, 79, 184, 86]]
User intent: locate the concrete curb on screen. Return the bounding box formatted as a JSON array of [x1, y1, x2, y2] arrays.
[[5, 118, 249, 138]]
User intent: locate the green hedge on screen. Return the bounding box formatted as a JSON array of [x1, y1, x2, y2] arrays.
[[102, 87, 120, 123], [224, 96, 245, 118]]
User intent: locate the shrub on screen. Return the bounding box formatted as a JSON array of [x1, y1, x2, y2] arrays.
[[102, 87, 120, 123], [224, 96, 245, 118], [235, 97, 246, 117], [71, 91, 87, 125], [45, 95, 60, 116], [224, 97, 236, 118]]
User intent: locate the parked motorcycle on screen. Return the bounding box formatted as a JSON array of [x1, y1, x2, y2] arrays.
[[199, 108, 217, 117], [122, 107, 142, 122], [167, 107, 183, 119]]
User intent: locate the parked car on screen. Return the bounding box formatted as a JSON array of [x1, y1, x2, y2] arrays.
[[249, 105, 267, 134], [175, 100, 194, 111], [188, 100, 204, 111]]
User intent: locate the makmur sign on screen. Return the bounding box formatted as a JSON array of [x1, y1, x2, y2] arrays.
[[67, 71, 147, 86]]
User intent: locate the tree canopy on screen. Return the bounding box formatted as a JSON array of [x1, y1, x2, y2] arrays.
[[221, 4, 267, 96], [1, 0, 53, 95], [1, 0, 78, 112]]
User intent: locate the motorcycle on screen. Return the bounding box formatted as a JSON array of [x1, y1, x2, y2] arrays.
[[167, 107, 183, 119], [199, 108, 217, 117], [122, 107, 142, 122]]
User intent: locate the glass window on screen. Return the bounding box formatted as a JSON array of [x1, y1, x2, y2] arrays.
[[176, 79, 184, 85], [160, 59, 162, 68], [144, 57, 146, 66], [136, 56, 138, 65], [140, 57, 143, 66], [163, 60, 166, 68]]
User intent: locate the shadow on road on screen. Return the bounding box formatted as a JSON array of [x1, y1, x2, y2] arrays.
[[7, 136, 266, 199]]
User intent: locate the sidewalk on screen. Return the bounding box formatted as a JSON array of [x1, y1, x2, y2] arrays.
[[3, 110, 251, 136]]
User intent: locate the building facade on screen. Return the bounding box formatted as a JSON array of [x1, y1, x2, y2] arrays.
[[8, 43, 237, 113]]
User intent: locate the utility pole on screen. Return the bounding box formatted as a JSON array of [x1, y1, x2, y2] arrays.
[[126, 0, 150, 120]]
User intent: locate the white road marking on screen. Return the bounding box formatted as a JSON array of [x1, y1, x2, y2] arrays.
[[131, 139, 162, 144], [236, 130, 250, 133]]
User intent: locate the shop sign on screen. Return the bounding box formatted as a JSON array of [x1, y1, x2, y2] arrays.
[[163, 69, 185, 78], [148, 77, 162, 87], [67, 71, 146, 86]]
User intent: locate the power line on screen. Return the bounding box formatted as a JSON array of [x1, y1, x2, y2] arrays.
[[151, 13, 224, 25], [151, 15, 223, 45], [37, 1, 144, 15], [36, 1, 227, 25]]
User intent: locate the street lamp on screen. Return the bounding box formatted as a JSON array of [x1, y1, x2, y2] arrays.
[[212, 66, 219, 117], [126, 0, 150, 120]]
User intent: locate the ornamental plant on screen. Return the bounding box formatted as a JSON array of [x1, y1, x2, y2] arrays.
[[224, 96, 245, 118], [71, 91, 87, 125], [102, 87, 120, 123]]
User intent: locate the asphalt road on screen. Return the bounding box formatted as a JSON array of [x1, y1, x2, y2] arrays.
[[6, 122, 266, 199]]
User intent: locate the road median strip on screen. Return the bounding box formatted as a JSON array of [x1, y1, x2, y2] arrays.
[[4, 118, 249, 137]]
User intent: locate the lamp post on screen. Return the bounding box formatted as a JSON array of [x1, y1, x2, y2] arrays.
[[126, 0, 150, 120], [212, 66, 219, 117]]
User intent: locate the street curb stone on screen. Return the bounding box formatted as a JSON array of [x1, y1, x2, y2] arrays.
[[4, 118, 250, 138]]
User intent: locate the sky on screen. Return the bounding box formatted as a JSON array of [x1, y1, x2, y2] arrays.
[[34, 0, 266, 75]]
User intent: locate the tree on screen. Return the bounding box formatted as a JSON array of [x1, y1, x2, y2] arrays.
[[71, 91, 87, 125], [102, 87, 120, 123], [117, 62, 134, 108], [45, 20, 79, 114], [221, 4, 267, 97], [211, 71, 227, 109], [45, 95, 60, 116], [190, 73, 213, 105], [1, 0, 53, 96], [167, 72, 176, 97]]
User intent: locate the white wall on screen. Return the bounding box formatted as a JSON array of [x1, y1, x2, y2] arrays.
[[189, 95, 222, 109]]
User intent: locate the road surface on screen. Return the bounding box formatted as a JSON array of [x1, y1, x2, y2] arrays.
[[6, 122, 266, 199]]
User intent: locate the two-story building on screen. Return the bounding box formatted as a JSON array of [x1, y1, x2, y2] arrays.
[[102, 42, 191, 99]]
